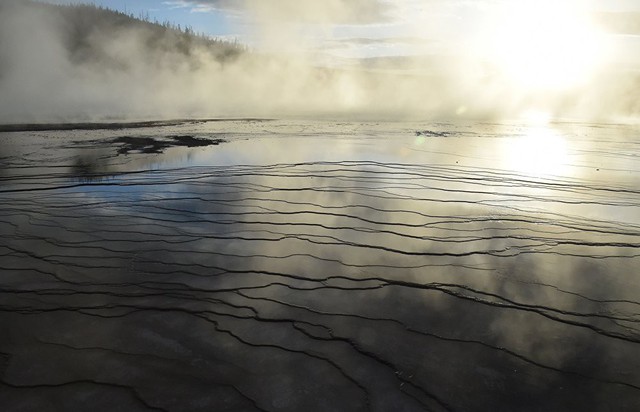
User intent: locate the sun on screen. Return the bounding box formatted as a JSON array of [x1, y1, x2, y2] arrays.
[[487, 1, 605, 92]]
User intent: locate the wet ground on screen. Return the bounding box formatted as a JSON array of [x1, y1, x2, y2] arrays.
[[0, 119, 639, 411]]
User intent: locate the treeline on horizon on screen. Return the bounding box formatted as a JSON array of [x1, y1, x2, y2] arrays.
[[1, 0, 247, 65]]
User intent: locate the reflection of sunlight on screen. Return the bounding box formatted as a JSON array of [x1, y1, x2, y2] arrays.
[[503, 127, 569, 177], [489, 0, 605, 91]]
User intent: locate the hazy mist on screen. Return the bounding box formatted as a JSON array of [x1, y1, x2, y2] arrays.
[[1, 0, 639, 122]]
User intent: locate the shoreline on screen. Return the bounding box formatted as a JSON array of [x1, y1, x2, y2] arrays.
[[0, 118, 272, 133]]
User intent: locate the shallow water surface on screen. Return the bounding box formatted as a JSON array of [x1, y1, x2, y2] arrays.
[[1, 119, 639, 411]]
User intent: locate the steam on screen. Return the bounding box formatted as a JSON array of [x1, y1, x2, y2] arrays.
[[0, 0, 638, 123]]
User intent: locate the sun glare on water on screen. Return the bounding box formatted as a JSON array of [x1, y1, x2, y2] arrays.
[[502, 126, 570, 178], [488, 1, 606, 92]]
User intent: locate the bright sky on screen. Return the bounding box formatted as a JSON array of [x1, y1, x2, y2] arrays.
[[41, 2, 640, 40], [42, 0, 640, 78]]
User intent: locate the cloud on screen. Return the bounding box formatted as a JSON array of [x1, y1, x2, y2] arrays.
[[330, 37, 428, 46], [316, 37, 433, 61], [164, 0, 394, 24]]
